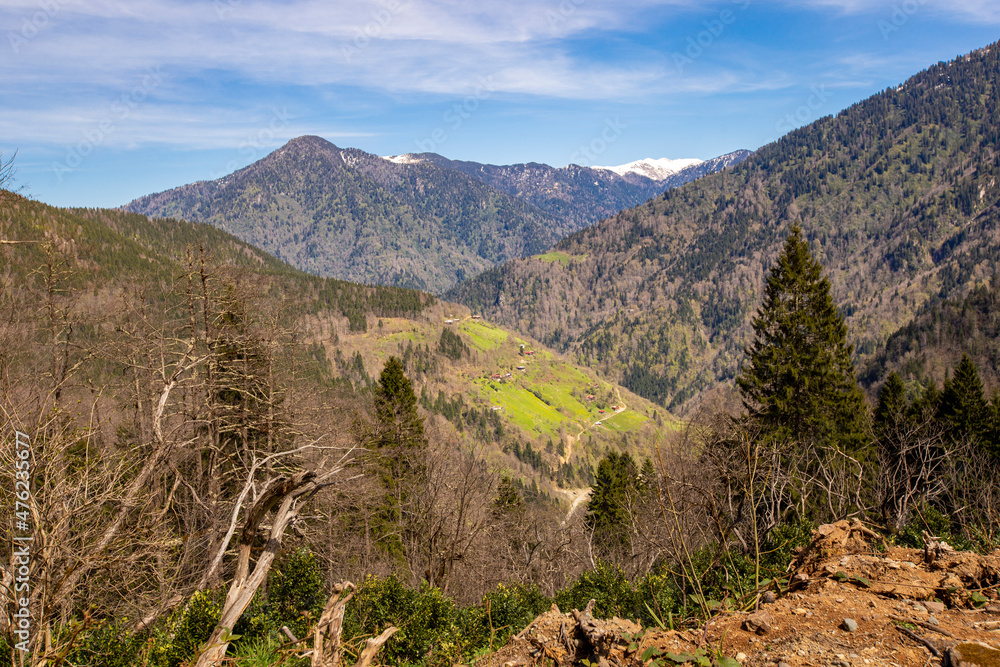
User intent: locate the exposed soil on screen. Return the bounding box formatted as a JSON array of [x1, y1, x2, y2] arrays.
[[479, 521, 1000, 667]]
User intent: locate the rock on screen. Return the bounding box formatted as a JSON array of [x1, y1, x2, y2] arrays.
[[945, 642, 1000, 666], [743, 611, 773, 635], [912, 603, 928, 613], [928, 615, 939, 625], [778, 663, 792, 667], [761, 591, 777, 604], [841, 618, 859, 632], [792, 607, 809, 616], [926, 601, 946, 614], [735, 653, 747, 662]]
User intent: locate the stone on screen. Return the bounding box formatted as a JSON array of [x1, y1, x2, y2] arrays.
[[925, 601, 946, 614], [743, 611, 774, 635], [761, 591, 777, 604], [946, 642, 1000, 666], [841, 618, 859, 632], [912, 603, 928, 613], [735, 653, 747, 662], [927, 615, 939, 625]]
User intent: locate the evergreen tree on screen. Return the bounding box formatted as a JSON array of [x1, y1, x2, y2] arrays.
[[373, 356, 426, 453], [938, 354, 989, 444], [586, 452, 646, 556], [736, 225, 869, 452], [368, 356, 427, 557]]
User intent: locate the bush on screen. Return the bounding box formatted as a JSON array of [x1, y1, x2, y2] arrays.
[[345, 575, 458, 667], [554, 562, 638, 619], [235, 547, 329, 643], [58, 619, 146, 667], [162, 589, 223, 667], [460, 583, 550, 651]]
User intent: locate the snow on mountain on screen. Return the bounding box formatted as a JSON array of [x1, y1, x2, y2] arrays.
[[383, 154, 425, 164], [592, 157, 704, 180]]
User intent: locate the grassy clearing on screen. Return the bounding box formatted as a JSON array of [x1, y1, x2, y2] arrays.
[[535, 251, 574, 265], [459, 319, 508, 351], [479, 380, 565, 436], [601, 410, 648, 432]]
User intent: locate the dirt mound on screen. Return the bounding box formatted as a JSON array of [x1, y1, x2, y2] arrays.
[[481, 523, 1000, 667]]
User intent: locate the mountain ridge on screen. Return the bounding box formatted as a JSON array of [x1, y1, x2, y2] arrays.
[[125, 138, 750, 293], [446, 40, 1000, 413]]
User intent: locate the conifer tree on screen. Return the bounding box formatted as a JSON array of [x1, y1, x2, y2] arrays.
[[938, 354, 989, 444], [586, 452, 647, 556], [737, 225, 869, 452], [368, 356, 427, 557]]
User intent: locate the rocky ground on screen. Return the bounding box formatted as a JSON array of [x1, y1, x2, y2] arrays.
[[480, 521, 1000, 667]]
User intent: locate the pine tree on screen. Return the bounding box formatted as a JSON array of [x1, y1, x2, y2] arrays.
[[736, 225, 869, 452], [586, 452, 647, 557], [368, 356, 427, 557], [938, 354, 989, 444]]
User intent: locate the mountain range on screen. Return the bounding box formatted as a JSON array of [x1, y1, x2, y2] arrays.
[[447, 42, 1000, 413], [123, 138, 748, 294]]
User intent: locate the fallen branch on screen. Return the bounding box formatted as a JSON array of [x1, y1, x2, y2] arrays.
[[895, 625, 941, 657]]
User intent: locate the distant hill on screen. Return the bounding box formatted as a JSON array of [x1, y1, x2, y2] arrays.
[[124, 137, 748, 294], [447, 41, 1000, 413], [124, 136, 562, 294], [383, 150, 751, 231]]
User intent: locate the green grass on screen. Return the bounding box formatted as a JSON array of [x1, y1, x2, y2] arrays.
[[600, 410, 649, 432], [479, 381, 566, 436], [459, 319, 508, 351], [535, 251, 574, 265]]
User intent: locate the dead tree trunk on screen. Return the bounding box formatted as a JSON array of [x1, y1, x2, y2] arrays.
[[194, 468, 337, 667]]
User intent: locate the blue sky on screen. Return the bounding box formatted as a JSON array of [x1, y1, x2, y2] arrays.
[[2, 0, 999, 208]]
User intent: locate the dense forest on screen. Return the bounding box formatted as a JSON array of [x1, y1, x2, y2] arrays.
[[448, 42, 1000, 413]]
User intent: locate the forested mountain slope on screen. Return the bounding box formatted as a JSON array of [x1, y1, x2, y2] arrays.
[[124, 136, 563, 294], [387, 150, 750, 230], [447, 42, 1000, 412], [2, 192, 668, 498]]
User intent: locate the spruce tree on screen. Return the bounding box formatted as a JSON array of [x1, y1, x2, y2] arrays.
[[737, 225, 869, 452], [586, 452, 647, 557], [938, 354, 989, 444], [369, 356, 427, 556]]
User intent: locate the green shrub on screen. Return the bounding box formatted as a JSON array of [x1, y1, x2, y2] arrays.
[[164, 589, 223, 667], [268, 547, 328, 639], [59, 619, 146, 667], [235, 547, 328, 643], [460, 583, 550, 651], [554, 562, 638, 619], [345, 575, 458, 667], [635, 570, 684, 627]]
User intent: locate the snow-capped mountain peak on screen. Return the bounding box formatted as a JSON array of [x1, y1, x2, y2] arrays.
[[592, 157, 704, 180]]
